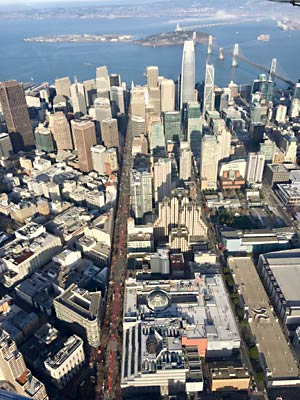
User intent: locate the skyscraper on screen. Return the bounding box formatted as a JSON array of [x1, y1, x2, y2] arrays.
[[71, 120, 97, 172], [131, 169, 153, 219], [180, 41, 195, 109], [180, 141, 192, 181], [130, 86, 146, 118], [0, 80, 34, 150], [153, 157, 172, 204], [52, 111, 73, 150], [187, 102, 202, 157], [246, 152, 265, 185], [55, 77, 71, 97], [96, 66, 111, 98], [70, 82, 87, 117], [34, 126, 55, 153], [160, 79, 175, 113], [111, 86, 125, 115], [163, 111, 181, 142], [100, 118, 120, 149], [0, 133, 13, 158], [146, 66, 159, 88], [200, 134, 219, 190], [203, 64, 215, 114]]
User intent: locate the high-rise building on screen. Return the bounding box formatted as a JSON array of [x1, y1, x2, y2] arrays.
[[146, 66, 159, 88], [131, 169, 153, 219], [34, 126, 55, 153], [0, 330, 48, 399], [153, 157, 172, 204], [160, 79, 175, 113], [104, 147, 119, 174], [163, 111, 181, 142], [100, 118, 120, 149], [203, 64, 215, 114], [187, 102, 202, 157], [52, 111, 73, 150], [154, 188, 207, 239], [276, 104, 287, 123], [250, 102, 262, 123], [55, 77, 71, 97], [293, 82, 300, 100], [110, 73, 121, 87], [180, 41, 195, 108], [96, 66, 111, 98], [148, 87, 161, 115], [0, 80, 34, 150], [0, 133, 13, 158], [180, 141, 192, 181], [200, 134, 219, 190], [246, 152, 265, 185], [94, 97, 112, 123], [131, 115, 146, 137], [54, 284, 102, 347], [111, 86, 125, 115], [150, 121, 165, 156], [290, 98, 300, 118], [259, 139, 276, 163], [91, 144, 106, 175], [130, 86, 146, 118], [71, 120, 97, 172], [70, 82, 87, 117], [83, 79, 97, 107]]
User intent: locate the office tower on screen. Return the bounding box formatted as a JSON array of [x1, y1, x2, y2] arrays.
[[200, 134, 219, 190], [153, 157, 172, 203], [148, 87, 161, 115], [246, 152, 265, 185], [91, 144, 106, 175], [100, 118, 120, 149], [111, 86, 125, 115], [71, 120, 97, 172], [96, 66, 110, 98], [187, 102, 202, 157], [290, 98, 300, 118], [104, 147, 119, 174], [259, 139, 276, 163], [0, 330, 48, 399], [0, 80, 34, 150], [180, 40, 195, 108], [180, 141, 192, 181], [130, 86, 146, 118], [70, 82, 87, 117], [110, 73, 121, 87], [150, 121, 165, 156], [34, 126, 55, 153], [94, 97, 112, 122], [83, 79, 96, 107], [160, 79, 175, 113], [293, 82, 300, 100], [52, 111, 73, 150], [276, 104, 287, 123], [146, 66, 159, 88], [163, 111, 181, 142], [0, 133, 13, 158], [250, 102, 262, 123], [131, 115, 146, 137], [203, 63, 215, 114], [131, 169, 153, 219], [54, 284, 102, 347], [55, 76, 71, 97], [217, 127, 231, 161]]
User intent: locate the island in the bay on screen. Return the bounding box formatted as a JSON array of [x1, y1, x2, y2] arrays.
[[24, 29, 209, 46]]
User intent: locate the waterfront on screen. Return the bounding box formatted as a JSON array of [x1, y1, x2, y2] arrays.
[[0, 16, 299, 87]]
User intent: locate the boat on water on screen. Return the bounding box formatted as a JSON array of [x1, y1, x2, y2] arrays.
[[257, 34, 270, 41]]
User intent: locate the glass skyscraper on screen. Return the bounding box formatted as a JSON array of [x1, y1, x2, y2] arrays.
[[180, 41, 195, 109]]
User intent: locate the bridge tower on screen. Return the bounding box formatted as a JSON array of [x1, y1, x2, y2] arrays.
[[269, 58, 277, 81], [207, 35, 213, 55], [232, 43, 239, 67], [218, 48, 224, 60]]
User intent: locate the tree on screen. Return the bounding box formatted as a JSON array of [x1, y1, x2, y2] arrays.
[[249, 345, 259, 360]]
